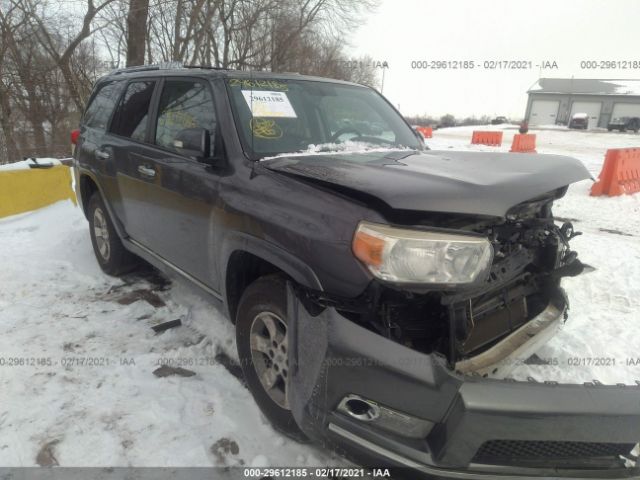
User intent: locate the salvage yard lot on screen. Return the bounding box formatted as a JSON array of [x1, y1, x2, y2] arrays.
[[1, 126, 639, 466]]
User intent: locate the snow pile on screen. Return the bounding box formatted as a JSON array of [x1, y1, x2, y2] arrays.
[[0, 158, 62, 171]]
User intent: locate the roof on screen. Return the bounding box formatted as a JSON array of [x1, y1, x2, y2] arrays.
[[528, 78, 640, 96], [101, 63, 362, 87]]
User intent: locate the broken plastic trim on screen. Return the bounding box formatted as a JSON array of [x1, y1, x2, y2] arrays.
[[455, 302, 564, 376]]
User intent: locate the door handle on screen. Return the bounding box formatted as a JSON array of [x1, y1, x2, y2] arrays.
[[95, 149, 111, 160], [137, 165, 156, 177]]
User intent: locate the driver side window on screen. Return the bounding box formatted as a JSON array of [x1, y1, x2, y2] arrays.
[[321, 96, 393, 141], [155, 80, 216, 154]]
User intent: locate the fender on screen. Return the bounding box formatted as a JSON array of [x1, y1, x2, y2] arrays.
[[76, 167, 128, 240], [220, 230, 324, 317]]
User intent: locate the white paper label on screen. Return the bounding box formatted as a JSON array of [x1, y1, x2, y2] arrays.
[[241, 90, 297, 118]]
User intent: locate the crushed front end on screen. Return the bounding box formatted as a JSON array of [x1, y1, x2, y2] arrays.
[[286, 191, 640, 478]]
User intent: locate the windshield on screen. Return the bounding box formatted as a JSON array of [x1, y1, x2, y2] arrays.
[[225, 77, 422, 159]]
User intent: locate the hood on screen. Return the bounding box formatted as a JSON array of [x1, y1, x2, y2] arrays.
[[262, 150, 592, 217]]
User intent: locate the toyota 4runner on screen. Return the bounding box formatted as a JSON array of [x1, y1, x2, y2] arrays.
[[73, 64, 640, 478]]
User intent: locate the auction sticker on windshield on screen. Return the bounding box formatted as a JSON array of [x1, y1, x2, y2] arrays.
[[241, 90, 297, 118]]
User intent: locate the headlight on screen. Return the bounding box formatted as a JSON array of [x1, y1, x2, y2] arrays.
[[352, 221, 493, 285]]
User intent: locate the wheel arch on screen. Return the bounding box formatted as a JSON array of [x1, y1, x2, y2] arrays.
[[221, 232, 323, 323], [77, 169, 127, 239], [78, 172, 100, 220]]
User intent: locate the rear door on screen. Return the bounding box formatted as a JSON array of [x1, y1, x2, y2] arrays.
[[107, 79, 160, 243], [76, 80, 125, 213]]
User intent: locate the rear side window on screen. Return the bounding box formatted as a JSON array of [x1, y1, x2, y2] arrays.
[[155, 80, 216, 153], [83, 82, 121, 130], [110, 81, 156, 141]]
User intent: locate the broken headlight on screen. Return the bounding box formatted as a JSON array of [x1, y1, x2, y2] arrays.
[[352, 221, 493, 285]]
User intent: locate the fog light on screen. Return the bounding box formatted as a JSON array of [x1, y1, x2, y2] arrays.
[[336, 394, 434, 439]]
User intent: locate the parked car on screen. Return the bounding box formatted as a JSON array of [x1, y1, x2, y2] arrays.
[[490, 116, 508, 125], [608, 116, 640, 133], [72, 65, 640, 478], [568, 112, 589, 129]]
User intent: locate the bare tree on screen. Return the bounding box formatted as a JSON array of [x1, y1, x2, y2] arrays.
[[0, 0, 111, 159], [0, 2, 22, 161], [139, 0, 377, 72], [126, 0, 149, 66], [23, 0, 118, 110], [0, 0, 381, 162]]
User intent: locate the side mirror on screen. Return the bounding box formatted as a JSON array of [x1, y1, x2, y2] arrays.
[[173, 128, 210, 160]]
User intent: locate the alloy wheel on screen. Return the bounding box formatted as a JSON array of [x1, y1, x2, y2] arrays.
[[93, 207, 111, 261], [249, 311, 290, 410]]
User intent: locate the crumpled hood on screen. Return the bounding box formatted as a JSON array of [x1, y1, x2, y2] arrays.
[[262, 150, 592, 217]]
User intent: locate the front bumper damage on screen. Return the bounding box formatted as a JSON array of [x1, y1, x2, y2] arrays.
[[286, 285, 640, 478]]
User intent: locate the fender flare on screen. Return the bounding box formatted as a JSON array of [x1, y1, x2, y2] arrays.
[[76, 168, 127, 239], [220, 231, 323, 317], [220, 231, 323, 290]]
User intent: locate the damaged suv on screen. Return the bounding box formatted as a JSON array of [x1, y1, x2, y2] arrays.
[[73, 65, 640, 478]]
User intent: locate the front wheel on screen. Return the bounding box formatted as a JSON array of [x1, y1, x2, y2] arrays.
[[236, 274, 306, 441]]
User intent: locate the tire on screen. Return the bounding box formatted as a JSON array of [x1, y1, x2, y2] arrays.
[[88, 192, 137, 276], [236, 274, 306, 441]]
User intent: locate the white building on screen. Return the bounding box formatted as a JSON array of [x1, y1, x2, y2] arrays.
[[525, 78, 640, 129]]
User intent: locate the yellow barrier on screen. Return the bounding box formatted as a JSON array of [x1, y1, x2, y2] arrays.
[[0, 165, 76, 218]]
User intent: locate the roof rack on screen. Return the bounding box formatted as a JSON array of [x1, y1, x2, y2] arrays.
[[108, 61, 184, 76], [182, 64, 233, 71], [107, 62, 251, 77]]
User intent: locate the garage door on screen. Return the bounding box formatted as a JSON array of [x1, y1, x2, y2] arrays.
[[570, 101, 601, 129], [529, 100, 559, 125], [611, 103, 640, 121]]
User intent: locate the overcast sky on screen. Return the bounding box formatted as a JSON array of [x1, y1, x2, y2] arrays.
[[349, 0, 640, 119]]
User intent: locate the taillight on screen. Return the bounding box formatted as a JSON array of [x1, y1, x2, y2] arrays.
[[71, 129, 80, 145]]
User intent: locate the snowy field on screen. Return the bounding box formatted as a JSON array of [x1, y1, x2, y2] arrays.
[[1, 126, 639, 466]]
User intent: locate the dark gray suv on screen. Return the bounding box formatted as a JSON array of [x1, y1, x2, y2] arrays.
[[72, 64, 640, 478]]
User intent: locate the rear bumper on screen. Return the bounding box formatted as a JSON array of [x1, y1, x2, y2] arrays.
[[286, 285, 640, 478]]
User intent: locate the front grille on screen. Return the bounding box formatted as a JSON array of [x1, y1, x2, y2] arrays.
[[473, 440, 636, 465]]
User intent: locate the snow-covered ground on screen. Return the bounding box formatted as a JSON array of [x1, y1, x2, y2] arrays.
[[1, 127, 639, 466], [0, 203, 339, 467]]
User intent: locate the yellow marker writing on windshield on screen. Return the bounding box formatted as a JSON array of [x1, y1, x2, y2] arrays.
[[249, 118, 283, 139]]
